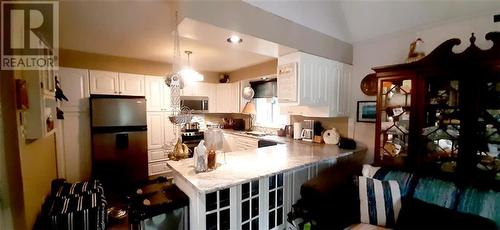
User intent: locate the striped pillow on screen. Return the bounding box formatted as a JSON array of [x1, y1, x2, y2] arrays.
[[357, 176, 402, 228]]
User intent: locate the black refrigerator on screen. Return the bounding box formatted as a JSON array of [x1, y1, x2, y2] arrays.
[[90, 96, 148, 194]]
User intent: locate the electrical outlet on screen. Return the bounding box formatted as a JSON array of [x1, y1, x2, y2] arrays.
[[495, 14, 499, 22]]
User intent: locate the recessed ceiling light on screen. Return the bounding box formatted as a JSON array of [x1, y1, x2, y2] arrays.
[[227, 35, 243, 44], [261, 77, 268, 80]]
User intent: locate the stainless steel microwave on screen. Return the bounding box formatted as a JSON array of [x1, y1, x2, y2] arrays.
[[180, 96, 209, 113]]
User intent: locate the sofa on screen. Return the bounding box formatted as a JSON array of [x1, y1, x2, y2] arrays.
[[295, 163, 499, 230]]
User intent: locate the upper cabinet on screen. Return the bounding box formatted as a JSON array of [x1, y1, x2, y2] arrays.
[[58, 67, 90, 112], [277, 52, 351, 117], [89, 70, 144, 96], [216, 82, 240, 113], [145, 76, 170, 112], [119, 73, 145, 96], [89, 70, 119, 95]]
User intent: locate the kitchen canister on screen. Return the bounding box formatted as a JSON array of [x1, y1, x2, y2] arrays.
[[323, 128, 340, 145]]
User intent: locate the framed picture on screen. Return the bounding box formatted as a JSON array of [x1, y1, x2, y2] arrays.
[[357, 101, 376, 123]]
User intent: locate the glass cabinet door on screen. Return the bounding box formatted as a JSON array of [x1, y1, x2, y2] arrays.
[[379, 79, 412, 163], [421, 79, 461, 173], [476, 78, 500, 181]]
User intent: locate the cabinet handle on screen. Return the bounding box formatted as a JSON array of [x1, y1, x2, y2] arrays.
[[114, 91, 117, 94], [119, 91, 122, 94]]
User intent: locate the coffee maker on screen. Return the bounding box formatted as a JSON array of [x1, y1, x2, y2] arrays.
[[300, 120, 314, 142]]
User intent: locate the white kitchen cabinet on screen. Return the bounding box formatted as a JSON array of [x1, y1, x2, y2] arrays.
[[147, 110, 175, 176], [223, 133, 258, 152], [89, 70, 119, 95], [56, 67, 91, 181], [148, 161, 171, 176], [119, 73, 145, 96], [216, 83, 240, 113], [163, 112, 176, 146], [145, 76, 170, 112], [277, 52, 351, 117], [147, 112, 165, 149], [148, 149, 168, 163], [89, 70, 144, 96], [57, 112, 91, 182], [58, 67, 90, 112]]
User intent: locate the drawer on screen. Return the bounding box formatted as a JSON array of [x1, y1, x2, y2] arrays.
[[148, 149, 168, 163], [148, 161, 171, 176]]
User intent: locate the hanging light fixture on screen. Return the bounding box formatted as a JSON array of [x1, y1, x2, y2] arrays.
[[179, 50, 204, 82]]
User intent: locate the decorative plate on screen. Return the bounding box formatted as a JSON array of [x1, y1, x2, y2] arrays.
[[360, 73, 377, 96]]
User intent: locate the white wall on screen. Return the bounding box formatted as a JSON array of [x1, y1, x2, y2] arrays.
[[349, 13, 499, 163]]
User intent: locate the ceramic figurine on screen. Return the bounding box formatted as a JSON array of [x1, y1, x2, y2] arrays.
[[323, 128, 340, 145]]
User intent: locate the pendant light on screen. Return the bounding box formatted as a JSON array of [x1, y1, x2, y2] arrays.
[[179, 50, 204, 82]]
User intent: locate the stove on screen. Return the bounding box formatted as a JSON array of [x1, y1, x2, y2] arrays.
[[181, 131, 204, 157]]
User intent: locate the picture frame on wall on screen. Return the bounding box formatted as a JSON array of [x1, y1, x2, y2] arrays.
[[357, 101, 376, 123]]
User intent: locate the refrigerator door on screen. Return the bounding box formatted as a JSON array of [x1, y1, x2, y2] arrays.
[[91, 97, 147, 127], [92, 130, 148, 191]]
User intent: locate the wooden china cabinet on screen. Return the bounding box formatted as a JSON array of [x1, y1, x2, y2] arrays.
[[373, 32, 500, 188]]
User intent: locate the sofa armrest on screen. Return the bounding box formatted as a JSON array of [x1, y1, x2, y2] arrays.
[[300, 163, 362, 229]]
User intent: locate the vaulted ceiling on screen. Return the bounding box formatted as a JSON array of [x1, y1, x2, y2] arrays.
[[245, 0, 500, 43]]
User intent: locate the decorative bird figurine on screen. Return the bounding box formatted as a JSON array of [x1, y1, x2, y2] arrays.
[[55, 77, 69, 102]]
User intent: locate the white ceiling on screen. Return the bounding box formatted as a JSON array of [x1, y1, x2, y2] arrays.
[[60, 1, 500, 71], [244, 0, 500, 43], [60, 1, 277, 73]]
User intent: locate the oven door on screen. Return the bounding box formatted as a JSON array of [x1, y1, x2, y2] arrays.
[[180, 96, 209, 113]]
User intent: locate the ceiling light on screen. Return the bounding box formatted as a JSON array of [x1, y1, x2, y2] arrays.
[[227, 35, 243, 44], [261, 77, 268, 80], [180, 51, 204, 82], [179, 68, 204, 82]]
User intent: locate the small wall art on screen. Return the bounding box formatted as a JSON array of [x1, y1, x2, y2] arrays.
[[357, 101, 376, 123]]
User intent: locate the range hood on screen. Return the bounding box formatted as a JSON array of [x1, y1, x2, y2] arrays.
[[250, 78, 277, 98]]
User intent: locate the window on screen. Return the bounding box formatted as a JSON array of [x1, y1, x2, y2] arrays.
[[254, 97, 288, 128]]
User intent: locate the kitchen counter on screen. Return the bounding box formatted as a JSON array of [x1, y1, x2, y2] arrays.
[[168, 130, 366, 229], [167, 137, 365, 193]]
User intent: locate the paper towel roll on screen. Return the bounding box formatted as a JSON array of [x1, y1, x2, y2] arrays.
[[293, 122, 302, 140]]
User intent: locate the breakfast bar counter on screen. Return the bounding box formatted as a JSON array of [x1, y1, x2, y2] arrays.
[[167, 139, 366, 229]]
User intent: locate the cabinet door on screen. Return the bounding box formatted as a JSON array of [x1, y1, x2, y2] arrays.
[[147, 112, 165, 149], [61, 112, 91, 182], [163, 112, 176, 147], [182, 82, 197, 96], [315, 58, 330, 106], [230, 82, 241, 113], [299, 54, 316, 105], [207, 83, 217, 113], [337, 64, 351, 116], [300, 54, 329, 106], [89, 70, 119, 95], [148, 161, 170, 176], [148, 149, 168, 163], [163, 84, 171, 112], [145, 76, 165, 112], [119, 73, 144, 96], [327, 62, 342, 116], [58, 67, 90, 112], [216, 84, 228, 113]]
